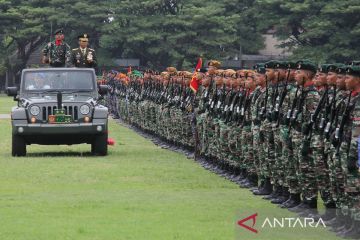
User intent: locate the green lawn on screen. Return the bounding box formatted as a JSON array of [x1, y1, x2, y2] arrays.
[[0, 95, 342, 240], [0, 94, 14, 114]]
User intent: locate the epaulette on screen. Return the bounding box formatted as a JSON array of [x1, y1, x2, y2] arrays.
[[72, 48, 79, 51], [89, 48, 95, 51]]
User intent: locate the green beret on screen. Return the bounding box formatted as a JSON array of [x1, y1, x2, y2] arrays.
[[274, 61, 288, 69], [337, 66, 347, 75], [54, 28, 64, 35], [346, 66, 360, 77], [254, 63, 266, 74], [287, 61, 297, 69], [318, 64, 331, 73], [296, 60, 317, 73], [264, 60, 279, 69], [327, 63, 345, 73]]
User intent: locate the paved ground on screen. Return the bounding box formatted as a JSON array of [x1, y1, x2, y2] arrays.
[[0, 114, 10, 119]]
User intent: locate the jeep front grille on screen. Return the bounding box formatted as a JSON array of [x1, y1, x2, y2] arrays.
[[41, 105, 79, 121]]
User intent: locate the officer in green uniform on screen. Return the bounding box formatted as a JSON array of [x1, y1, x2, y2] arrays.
[[42, 28, 71, 67], [71, 34, 97, 68]]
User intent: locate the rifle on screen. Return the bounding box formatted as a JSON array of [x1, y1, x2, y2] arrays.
[[324, 86, 337, 139], [266, 73, 280, 121], [334, 93, 353, 155], [275, 70, 291, 125], [240, 89, 252, 127], [216, 83, 226, 117], [301, 87, 329, 156], [260, 75, 268, 120], [233, 88, 246, 122], [206, 75, 215, 111], [224, 88, 237, 123]]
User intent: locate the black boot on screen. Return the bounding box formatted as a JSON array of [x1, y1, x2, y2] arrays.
[[253, 178, 272, 195], [242, 174, 258, 189], [294, 197, 317, 216], [252, 179, 265, 194], [336, 215, 354, 236], [263, 184, 280, 200], [338, 219, 360, 238], [271, 187, 290, 204], [321, 202, 336, 222], [280, 193, 301, 208], [288, 197, 309, 212]]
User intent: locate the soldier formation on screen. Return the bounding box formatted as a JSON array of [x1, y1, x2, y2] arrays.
[[104, 59, 360, 238]]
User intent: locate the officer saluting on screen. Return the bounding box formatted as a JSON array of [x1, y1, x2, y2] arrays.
[[71, 33, 97, 68], [42, 28, 71, 67]]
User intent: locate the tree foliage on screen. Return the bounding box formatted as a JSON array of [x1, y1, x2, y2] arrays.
[[0, 0, 359, 75], [256, 0, 360, 62]]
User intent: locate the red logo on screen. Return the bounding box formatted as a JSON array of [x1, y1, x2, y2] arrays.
[[237, 213, 258, 234]]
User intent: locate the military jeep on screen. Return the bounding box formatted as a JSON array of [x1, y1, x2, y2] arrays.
[[7, 68, 109, 156]]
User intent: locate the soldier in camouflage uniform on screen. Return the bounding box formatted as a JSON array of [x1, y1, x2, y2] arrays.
[[288, 60, 318, 213], [42, 28, 71, 67], [335, 65, 360, 237], [278, 62, 301, 208], [252, 64, 271, 195]]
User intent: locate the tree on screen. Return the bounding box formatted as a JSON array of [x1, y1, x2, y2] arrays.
[[256, 0, 360, 62]]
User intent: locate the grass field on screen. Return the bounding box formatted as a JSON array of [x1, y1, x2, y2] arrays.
[[0, 95, 342, 240]]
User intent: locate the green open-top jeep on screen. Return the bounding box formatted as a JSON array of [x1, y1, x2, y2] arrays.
[[7, 68, 109, 156]]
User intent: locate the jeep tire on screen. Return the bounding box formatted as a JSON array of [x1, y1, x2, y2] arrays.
[[91, 133, 108, 156], [12, 134, 26, 157]]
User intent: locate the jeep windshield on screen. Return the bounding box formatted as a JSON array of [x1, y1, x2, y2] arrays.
[[22, 70, 95, 92]]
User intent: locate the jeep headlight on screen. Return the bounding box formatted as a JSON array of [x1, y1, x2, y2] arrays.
[[80, 104, 90, 115], [29, 105, 40, 116]]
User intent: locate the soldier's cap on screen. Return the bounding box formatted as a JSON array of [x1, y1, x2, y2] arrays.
[[287, 61, 297, 69], [327, 63, 345, 73], [198, 68, 207, 73], [54, 28, 64, 35], [351, 61, 360, 66], [224, 69, 236, 77], [337, 65, 348, 74], [264, 60, 280, 69], [346, 66, 360, 77], [318, 64, 331, 73], [274, 61, 288, 69], [166, 67, 177, 73], [78, 33, 89, 41], [296, 60, 317, 73], [253, 63, 266, 74], [183, 71, 193, 79], [208, 60, 221, 69]]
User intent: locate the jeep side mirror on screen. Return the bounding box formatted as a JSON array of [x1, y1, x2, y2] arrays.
[[7, 87, 18, 97], [98, 85, 108, 95]]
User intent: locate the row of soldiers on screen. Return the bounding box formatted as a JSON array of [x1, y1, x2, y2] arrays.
[[105, 60, 360, 238]]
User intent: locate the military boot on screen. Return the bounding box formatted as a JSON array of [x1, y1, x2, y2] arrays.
[[320, 202, 336, 222], [252, 179, 265, 194], [271, 187, 290, 204], [279, 193, 301, 208], [263, 185, 280, 200], [290, 197, 317, 215], [337, 219, 360, 238], [253, 178, 272, 195], [336, 215, 354, 236], [242, 174, 258, 189]]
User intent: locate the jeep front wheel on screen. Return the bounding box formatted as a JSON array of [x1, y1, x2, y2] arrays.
[[12, 134, 26, 157], [91, 133, 108, 156]]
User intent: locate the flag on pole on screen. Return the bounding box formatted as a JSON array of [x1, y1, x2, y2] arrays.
[[190, 58, 203, 93]]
